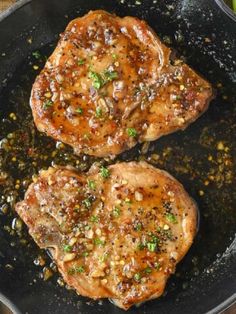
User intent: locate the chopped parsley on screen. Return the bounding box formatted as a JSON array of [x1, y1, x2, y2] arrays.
[[88, 68, 118, 90], [150, 234, 160, 243], [87, 179, 96, 190], [165, 213, 178, 224], [147, 242, 157, 252], [89, 71, 104, 90], [95, 107, 103, 118], [144, 267, 152, 274], [100, 166, 110, 178], [90, 215, 99, 223], [63, 244, 72, 252], [75, 266, 84, 273], [134, 268, 153, 282], [32, 51, 41, 59], [135, 222, 142, 231], [42, 99, 53, 110], [82, 198, 92, 208], [103, 69, 118, 82], [146, 234, 159, 252], [112, 206, 120, 217], [68, 265, 84, 275], [127, 128, 137, 138], [82, 251, 89, 257], [138, 233, 159, 252], [94, 238, 105, 246], [78, 58, 85, 65], [75, 107, 83, 114], [133, 272, 141, 282], [137, 243, 145, 250]]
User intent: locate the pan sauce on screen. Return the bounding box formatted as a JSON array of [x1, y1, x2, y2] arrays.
[[0, 37, 236, 305]]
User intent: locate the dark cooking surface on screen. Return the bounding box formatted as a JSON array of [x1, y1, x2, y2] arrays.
[[0, 0, 235, 314]]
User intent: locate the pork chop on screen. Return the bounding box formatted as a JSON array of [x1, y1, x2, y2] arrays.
[[30, 10, 213, 157], [15, 161, 197, 310]]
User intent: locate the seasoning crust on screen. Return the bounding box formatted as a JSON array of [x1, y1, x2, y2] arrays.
[[15, 161, 197, 310], [30, 10, 213, 157]]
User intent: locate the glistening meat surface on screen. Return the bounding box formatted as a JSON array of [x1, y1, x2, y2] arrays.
[[30, 10, 213, 157], [15, 161, 197, 310]]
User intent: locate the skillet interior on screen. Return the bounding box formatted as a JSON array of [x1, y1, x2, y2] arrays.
[[0, 0, 236, 313]]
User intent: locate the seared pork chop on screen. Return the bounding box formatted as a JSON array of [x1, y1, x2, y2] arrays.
[[30, 10, 213, 157], [15, 161, 197, 310]]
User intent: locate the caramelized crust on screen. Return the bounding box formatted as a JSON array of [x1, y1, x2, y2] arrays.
[[15, 161, 197, 310], [30, 10, 213, 157]]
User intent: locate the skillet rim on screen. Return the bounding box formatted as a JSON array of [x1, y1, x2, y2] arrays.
[[0, 0, 31, 22], [0, 292, 22, 314], [214, 0, 236, 22], [0, 0, 235, 313]]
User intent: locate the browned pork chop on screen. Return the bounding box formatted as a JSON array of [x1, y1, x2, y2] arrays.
[[30, 10, 213, 157], [15, 161, 197, 310]]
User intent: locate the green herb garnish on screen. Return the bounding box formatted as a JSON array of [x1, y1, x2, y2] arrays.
[[75, 266, 84, 273], [89, 71, 104, 90], [68, 265, 84, 275], [144, 267, 152, 274], [94, 238, 105, 246], [100, 166, 110, 178], [147, 242, 157, 252], [146, 234, 159, 252], [112, 206, 120, 217], [137, 243, 145, 250], [82, 198, 92, 208], [43, 99, 53, 110], [133, 272, 141, 282], [88, 68, 118, 90], [32, 51, 41, 59], [63, 245, 72, 252], [127, 128, 137, 138], [135, 222, 142, 231], [165, 213, 177, 224], [90, 215, 99, 223], [95, 107, 103, 118], [103, 69, 118, 82], [78, 58, 85, 65], [87, 179, 96, 190], [76, 107, 83, 114]]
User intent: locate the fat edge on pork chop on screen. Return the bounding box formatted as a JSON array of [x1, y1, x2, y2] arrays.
[[15, 161, 197, 310], [30, 10, 213, 157]]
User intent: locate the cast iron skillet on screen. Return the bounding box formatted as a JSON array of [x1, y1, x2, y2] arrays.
[[0, 0, 236, 313]]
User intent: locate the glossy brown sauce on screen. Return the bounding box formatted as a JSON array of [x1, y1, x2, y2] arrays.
[[0, 37, 235, 303]]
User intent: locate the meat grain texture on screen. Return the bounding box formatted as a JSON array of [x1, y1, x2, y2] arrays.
[[31, 10, 213, 157], [15, 161, 197, 310]]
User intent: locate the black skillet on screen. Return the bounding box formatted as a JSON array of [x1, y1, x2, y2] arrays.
[[0, 0, 236, 313]]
